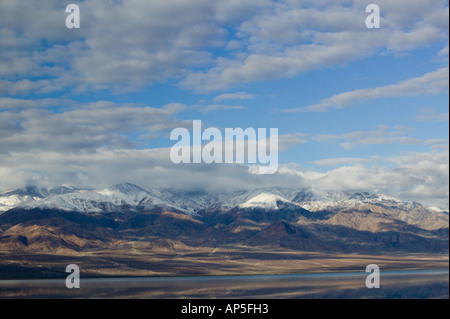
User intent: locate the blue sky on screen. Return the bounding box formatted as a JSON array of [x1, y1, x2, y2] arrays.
[[0, 0, 448, 208]]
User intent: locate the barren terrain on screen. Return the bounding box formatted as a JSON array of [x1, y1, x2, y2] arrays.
[[1, 246, 447, 279]]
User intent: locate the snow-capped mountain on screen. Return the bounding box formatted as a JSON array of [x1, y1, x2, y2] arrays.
[[0, 183, 448, 230], [0, 183, 188, 215], [289, 187, 449, 230], [96, 182, 164, 208], [291, 187, 412, 211], [0, 183, 448, 255], [0, 185, 79, 212]]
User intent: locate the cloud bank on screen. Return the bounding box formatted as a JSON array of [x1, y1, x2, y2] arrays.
[[1, 0, 448, 94]]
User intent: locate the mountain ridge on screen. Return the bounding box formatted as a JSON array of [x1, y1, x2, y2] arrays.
[[1, 182, 448, 227], [0, 182, 448, 256]]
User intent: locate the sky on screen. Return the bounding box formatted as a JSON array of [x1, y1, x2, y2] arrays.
[[0, 0, 448, 209]]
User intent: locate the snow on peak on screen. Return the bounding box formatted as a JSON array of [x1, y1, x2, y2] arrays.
[[100, 182, 149, 195], [5, 183, 197, 215], [0, 186, 52, 212], [240, 192, 293, 210], [91, 182, 172, 209], [428, 206, 449, 214], [1, 184, 447, 223], [292, 188, 417, 212]]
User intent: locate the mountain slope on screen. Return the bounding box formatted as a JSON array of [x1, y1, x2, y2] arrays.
[[0, 183, 448, 237], [0, 208, 119, 252], [291, 187, 449, 230]]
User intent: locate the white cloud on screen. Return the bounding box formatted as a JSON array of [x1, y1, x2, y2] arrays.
[[0, 98, 70, 110], [181, 38, 380, 92], [213, 92, 256, 102], [181, 1, 449, 92], [0, 79, 64, 95], [283, 148, 449, 208], [1, 0, 447, 94], [311, 125, 448, 150], [0, 102, 187, 153], [438, 44, 449, 57], [1, 147, 447, 208], [277, 133, 309, 151], [415, 107, 449, 122], [285, 68, 449, 112], [1, 0, 225, 93]]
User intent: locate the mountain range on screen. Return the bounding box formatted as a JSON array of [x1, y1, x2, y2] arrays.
[[0, 182, 448, 254]]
